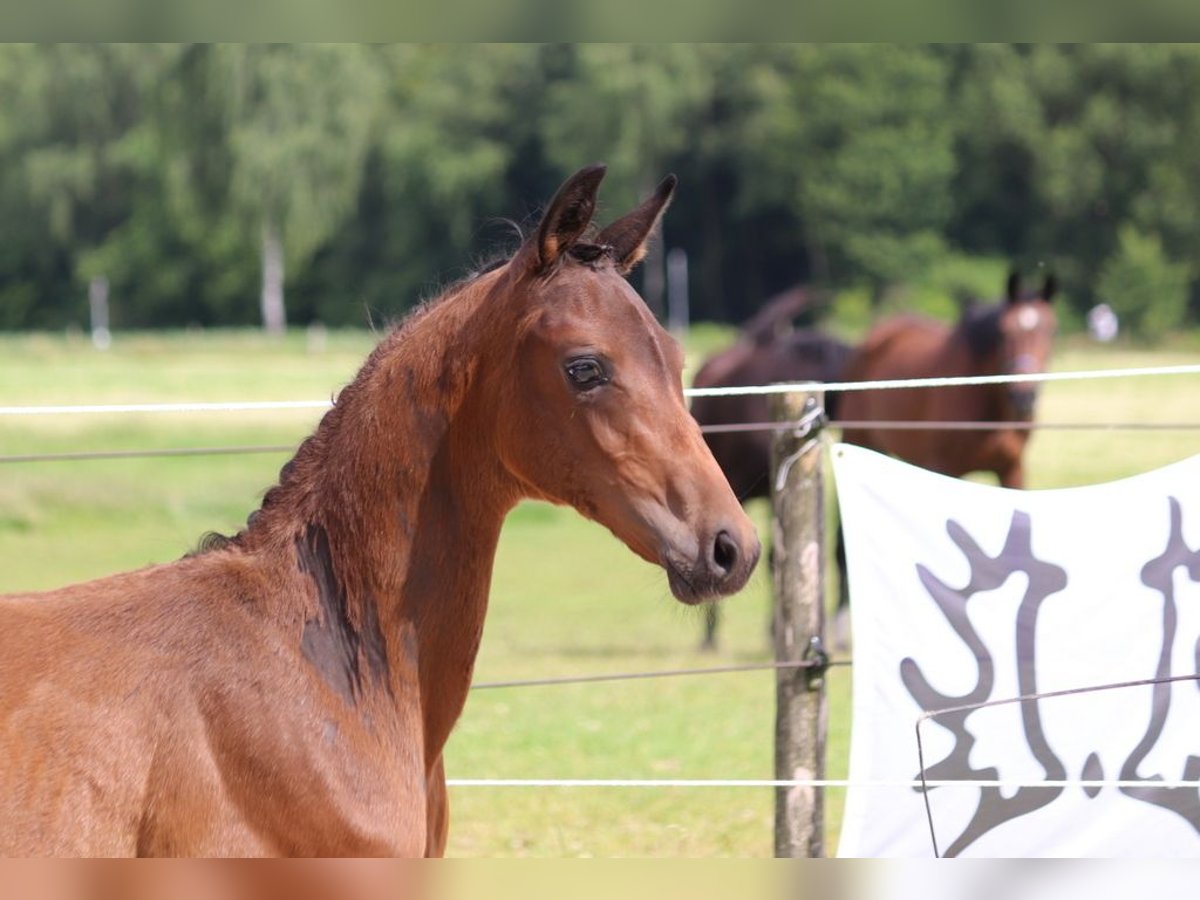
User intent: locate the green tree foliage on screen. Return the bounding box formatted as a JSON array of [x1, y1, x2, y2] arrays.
[[950, 45, 1200, 297], [290, 44, 554, 327], [0, 44, 183, 328], [538, 44, 719, 313], [540, 44, 717, 213], [739, 45, 955, 295], [0, 44, 1198, 335], [211, 44, 384, 331], [1097, 226, 1191, 340]]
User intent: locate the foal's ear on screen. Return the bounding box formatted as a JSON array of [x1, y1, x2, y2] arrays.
[[530, 163, 607, 273], [1041, 274, 1058, 302], [1005, 270, 1021, 304], [596, 174, 678, 274]]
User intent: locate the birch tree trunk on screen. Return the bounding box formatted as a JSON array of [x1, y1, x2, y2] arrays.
[[260, 217, 286, 335]]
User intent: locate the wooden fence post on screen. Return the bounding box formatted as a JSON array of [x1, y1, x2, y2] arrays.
[[770, 387, 828, 858]]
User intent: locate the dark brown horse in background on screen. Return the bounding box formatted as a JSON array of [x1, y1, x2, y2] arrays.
[[839, 271, 1058, 489], [691, 286, 852, 503], [0, 165, 760, 856], [689, 287, 852, 649]]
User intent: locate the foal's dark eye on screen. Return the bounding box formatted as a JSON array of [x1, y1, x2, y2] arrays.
[[564, 357, 608, 390]]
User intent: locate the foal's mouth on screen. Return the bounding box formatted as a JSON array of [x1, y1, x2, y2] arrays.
[[632, 503, 760, 604], [663, 548, 757, 605], [665, 560, 709, 605]]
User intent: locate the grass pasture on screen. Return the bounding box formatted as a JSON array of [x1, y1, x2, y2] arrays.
[[0, 328, 1198, 856]]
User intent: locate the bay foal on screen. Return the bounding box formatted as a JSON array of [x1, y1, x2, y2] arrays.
[[0, 165, 759, 856]]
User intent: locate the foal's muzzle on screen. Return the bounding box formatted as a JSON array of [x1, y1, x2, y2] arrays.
[[666, 525, 761, 604]]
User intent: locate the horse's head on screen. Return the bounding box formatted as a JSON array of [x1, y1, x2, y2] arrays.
[[996, 271, 1058, 421], [491, 165, 760, 603]]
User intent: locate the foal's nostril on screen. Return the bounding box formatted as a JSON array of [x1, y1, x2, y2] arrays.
[[712, 530, 739, 577]]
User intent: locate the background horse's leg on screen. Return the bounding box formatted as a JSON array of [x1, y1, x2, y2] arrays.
[[424, 755, 449, 858], [701, 603, 720, 651]]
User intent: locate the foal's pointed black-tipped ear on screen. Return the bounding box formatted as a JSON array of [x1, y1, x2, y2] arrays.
[[1041, 274, 1058, 302], [530, 163, 607, 272], [595, 174, 678, 275], [1005, 270, 1021, 304]]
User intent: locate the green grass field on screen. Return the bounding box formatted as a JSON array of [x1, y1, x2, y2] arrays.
[[1, 327, 1198, 856]]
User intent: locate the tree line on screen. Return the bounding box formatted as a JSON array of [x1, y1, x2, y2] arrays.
[[1, 43, 1197, 338]]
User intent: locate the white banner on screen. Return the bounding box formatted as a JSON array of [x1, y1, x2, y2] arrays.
[[832, 444, 1200, 857]]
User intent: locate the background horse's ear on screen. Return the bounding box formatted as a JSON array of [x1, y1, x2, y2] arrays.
[[596, 174, 678, 275], [1006, 270, 1021, 304], [1041, 274, 1058, 302], [530, 163, 607, 273]]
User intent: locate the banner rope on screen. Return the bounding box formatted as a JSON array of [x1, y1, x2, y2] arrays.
[[915, 672, 1200, 858], [444, 777, 1200, 789]]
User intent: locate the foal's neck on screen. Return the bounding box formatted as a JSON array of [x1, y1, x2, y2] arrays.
[[247, 275, 518, 753]]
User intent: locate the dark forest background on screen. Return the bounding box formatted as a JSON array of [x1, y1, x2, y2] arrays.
[[2, 44, 1197, 338]]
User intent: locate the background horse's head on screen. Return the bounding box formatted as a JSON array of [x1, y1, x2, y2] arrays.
[[491, 165, 760, 603], [965, 272, 1058, 421]]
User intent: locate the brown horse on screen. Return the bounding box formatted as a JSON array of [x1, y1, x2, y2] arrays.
[[689, 289, 852, 649], [839, 272, 1058, 488], [0, 165, 760, 857], [690, 304, 852, 501]]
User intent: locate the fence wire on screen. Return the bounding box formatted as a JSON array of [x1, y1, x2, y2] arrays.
[[472, 657, 851, 691], [686, 362, 1200, 398], [2, 362, 1199, 418], [446, 672, 1200, 816], [5, 422, 1199, 466]]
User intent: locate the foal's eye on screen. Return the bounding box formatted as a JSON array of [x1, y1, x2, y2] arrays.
[[564, 357, 608, 390]]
